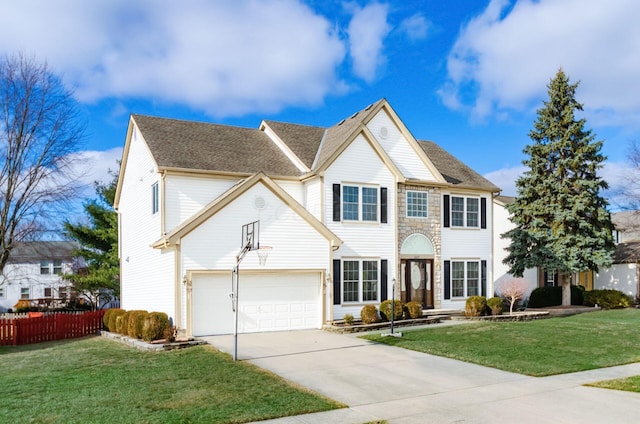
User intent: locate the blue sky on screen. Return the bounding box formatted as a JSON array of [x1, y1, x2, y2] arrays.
[[1, 0, 639, 204]]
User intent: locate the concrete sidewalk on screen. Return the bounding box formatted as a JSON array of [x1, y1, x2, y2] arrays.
[[202, 328, 640, 423]]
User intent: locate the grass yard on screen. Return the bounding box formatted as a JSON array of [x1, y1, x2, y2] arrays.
[[587, 375, 640, 392], [364, 309, 640, 377], [0, 336, 342, 424]]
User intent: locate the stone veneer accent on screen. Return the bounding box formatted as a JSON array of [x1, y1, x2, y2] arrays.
[[397, 184, 442, 308]]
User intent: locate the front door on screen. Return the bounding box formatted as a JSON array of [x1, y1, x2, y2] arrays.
[[402, 259, 433, 309]]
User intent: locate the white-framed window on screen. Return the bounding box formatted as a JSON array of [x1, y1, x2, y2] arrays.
[[451, 260, 480, 298], [0, 286, 5, 298], [20, 287, 30, 299], [40, 260, 50, 275], [342, 259, 379, 303], [451, 196, 480, 228], [407, 190, 428, 218], [53, 260, 63, 275], [151, 182, 159, 214], [342, 185, 378, 222]]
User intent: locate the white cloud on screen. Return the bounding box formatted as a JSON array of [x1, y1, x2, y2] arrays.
[[398, 13, 430, 41], [70, 147, 123, 193], [484, 165, 526, 196], [440, 0, 640, 128], [346, 2, 391, 82], [0, 1, 347, 118]]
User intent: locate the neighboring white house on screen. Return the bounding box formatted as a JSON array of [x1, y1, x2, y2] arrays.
[[594, 211, 640, 298], [115, 99, 500, 337], [0, 241, 77, 312]]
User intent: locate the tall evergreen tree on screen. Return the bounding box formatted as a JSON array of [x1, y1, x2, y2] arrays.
[[503, 69, 615, 304], [63, 171, 119, 309]]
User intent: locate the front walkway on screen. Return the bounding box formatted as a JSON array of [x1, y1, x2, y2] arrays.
[[203, 325, 640, 424]]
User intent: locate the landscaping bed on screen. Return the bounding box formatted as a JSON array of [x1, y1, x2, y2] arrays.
[[100, 330, 205, 351]]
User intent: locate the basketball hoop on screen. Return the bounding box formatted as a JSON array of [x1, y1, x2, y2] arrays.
[[256, 246, 272, 266]]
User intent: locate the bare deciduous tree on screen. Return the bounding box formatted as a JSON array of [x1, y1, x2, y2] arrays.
[[0, 53, 85, 275], [500, 278, 528, 315]]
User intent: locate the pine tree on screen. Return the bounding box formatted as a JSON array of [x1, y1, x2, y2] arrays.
[[63, 171, 119, 309], [503, 69, 615, 304]]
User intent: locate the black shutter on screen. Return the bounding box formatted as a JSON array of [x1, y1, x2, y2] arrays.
[[481, 260, 487, 297], [332, 184, 341, 222], [443, 195, 450, 228], [333, 260, 341, 305], [380, 187, 388, 223], [444, 260, 451, 300], [381, 259, 388, 301], [481, 197, 487, 229]]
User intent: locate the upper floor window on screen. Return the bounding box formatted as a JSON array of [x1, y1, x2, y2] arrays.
[[333, 184, 388, 224], [444, 195, 486, 229], [407, 190, 428, 218], [41, 260, 63, 275], [151, 182, 159, 214], [20, 287, 30, 299]]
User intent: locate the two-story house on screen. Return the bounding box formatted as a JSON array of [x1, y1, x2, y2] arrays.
[[0, 241, 77, 312], [115, 99, 499, 337]]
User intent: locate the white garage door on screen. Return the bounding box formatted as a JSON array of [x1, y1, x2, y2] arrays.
[[191, 272, 322, 336]]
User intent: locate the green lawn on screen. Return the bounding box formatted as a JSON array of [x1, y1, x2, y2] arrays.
[[364, 309, 640, 376], [0, 336, 342, 424], [587, 375, 640, 392]]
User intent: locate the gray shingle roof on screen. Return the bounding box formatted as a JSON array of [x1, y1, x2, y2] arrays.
[[132, 115, 301, 176], [417, 140, 500, 192], [613, 241, 640, 263], [10, 241, 78, 261], [262, 120, 325, 169]]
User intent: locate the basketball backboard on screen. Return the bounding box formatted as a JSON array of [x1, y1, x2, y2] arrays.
[[241, 220, 259, 251]]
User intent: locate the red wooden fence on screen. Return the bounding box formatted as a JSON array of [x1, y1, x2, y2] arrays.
[[0, 310, 105, 346]]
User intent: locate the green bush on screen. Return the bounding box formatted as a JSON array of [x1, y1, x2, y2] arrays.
[[379, 300, 403, 321], [487, 297, 503, 315], [127, 310, 149, 339], [142, 312, 170, 342], [584, 289, 632, 309], [465, 296, 487, 317], [343, 313, 354, 325], [404, 301, 422, 319], [360, 304, 379, 324], [108, 309, 127, 332], [528, 285, 584, 308]]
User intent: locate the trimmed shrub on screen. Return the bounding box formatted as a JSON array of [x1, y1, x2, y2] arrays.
[[404, 301, 423, 319], [465, 296, 487, 317], [528, 285, 584, 308], [108, 309, 127, 332], [379, 300, 403, 321], [142, 312, 170, 342], [360, 304, 379, 324], [127, 310, 148, 339], [103, 308, 120, 330], [487, 297, 503, 315], [116, 311, 131, 334], [343, 313, 354, 325], [584, 289, 632, 309]]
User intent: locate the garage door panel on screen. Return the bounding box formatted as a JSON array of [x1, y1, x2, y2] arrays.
[[192, 272, 321, 336]]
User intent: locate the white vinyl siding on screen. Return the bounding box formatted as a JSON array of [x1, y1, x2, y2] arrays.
[[118, 125, 176, 321], [366, 109, 437, 181], [324, 134, 395, 319], [164, 174, 239, 233]]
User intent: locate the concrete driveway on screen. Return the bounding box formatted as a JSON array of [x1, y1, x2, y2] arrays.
[[202, 328, 640, 423]]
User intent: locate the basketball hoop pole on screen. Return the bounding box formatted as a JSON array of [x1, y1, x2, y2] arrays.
[[231, 220, 270, 361]]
